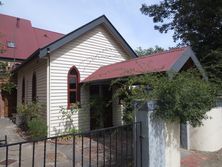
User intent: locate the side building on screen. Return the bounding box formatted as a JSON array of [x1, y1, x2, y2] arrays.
[[0, 13, 63, 117]]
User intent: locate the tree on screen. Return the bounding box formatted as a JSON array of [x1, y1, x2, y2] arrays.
[[141, 0, 222, 84], [135, 45, 164, 56]]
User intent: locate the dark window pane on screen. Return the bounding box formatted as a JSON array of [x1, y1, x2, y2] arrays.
[[70, 91, 76, 103], [22, 78, 25, 103], [69, 69, 77, 75], [69, 77, 76, 89], [32, 73, 37, 101]]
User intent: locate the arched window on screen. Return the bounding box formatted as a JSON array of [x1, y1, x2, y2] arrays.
[[22, 77, 25, 103], [68, 66, 80, 108], [32, 72, 37, 101]]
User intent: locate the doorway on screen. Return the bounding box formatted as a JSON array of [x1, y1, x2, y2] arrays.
[[90, 85, 113, 130]]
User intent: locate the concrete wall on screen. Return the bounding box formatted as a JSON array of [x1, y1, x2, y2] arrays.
[[135, 101, 180, 167], [189, 103, 222, 152], [165, 121, 180, 167]]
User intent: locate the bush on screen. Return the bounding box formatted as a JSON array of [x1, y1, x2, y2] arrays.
[[67, 127, 79, 134], [17, 102, 42, 129], [113, 70, 218, 127], [28, 117, 47, 140]]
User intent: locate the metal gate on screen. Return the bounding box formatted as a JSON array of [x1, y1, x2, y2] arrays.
[[0, 122, 142, 167]]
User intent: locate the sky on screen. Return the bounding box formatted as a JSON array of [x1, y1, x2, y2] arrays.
[[0, 0, 178, 50]]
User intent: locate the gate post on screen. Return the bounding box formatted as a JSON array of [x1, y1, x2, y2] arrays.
[[134, 100, 150, 167], [134, 100, 180, 167]]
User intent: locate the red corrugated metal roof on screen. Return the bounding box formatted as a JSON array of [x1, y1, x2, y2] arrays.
[[82, 47, 188, 83], [0, 13, 63, 60]]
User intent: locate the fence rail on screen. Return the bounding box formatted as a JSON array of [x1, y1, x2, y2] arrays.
[[0, 135, 7, 145], [0, 122, 142, 167]]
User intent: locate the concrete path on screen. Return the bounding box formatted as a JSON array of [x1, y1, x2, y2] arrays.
[[0, 119, 116, 166], [0, 118, 25, 166], [0, 118, 24, 144]]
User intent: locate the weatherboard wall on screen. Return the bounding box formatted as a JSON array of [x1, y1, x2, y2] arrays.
[[48, 25, 130, 136], [17, 58, 47, 118]]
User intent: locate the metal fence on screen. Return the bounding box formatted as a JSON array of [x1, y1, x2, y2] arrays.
[[0, 122, 142, 167], [0, 135, 7, 146]]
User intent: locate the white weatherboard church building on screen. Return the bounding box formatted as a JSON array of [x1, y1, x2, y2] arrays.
[[15, 15, 136, 136], [14, 15, 222, 154]]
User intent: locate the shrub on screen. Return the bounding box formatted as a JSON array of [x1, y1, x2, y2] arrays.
[[17, 102, 42, 129], [67, 127, 79, 134], [112, 70, 218, 127], [59, 105, 79, 136], [28, 117, 47, 140]]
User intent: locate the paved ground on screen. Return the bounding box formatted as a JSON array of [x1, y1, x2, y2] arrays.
[[0, 118, 24, 143], [181, 148, 222, 167], [1, 118, 222, 167], [0, 118, 129, 166]]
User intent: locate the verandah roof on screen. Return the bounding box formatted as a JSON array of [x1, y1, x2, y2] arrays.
[[82, 47, 206, 83]]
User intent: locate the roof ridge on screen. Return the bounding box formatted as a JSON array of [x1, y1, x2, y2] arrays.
[[0, 13, 30, 22], [99, 47, 188, 69], [143, 46, 188, 57], [33, 27, 64, 35]]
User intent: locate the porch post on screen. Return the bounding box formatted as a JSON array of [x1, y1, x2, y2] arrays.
[[134, 100, 180, 167]]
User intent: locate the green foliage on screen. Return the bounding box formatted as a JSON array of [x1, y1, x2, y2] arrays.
[[17, 102, 47, 139], [59, 105, 79, 134], [90, 95, 110, 128], [135, 45, 164, 56], [0, 61, 7, 70], [0, 62, 9, 79], [17, 102, 43, 129], [0, 61, 16, 94], [112, 70, 217, 127], [1, 82, 16, 94], [140, 0, 222, 84], [28, 117, 47, 140], [66, 127, 79, 134]]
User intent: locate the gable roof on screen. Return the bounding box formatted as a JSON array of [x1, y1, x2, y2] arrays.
[[14, 15, 137, 72], [82, 47, 206, 83], [38, 15, 137, 59], [0, 13, 63, 60]]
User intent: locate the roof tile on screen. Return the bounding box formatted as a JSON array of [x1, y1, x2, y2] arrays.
[[0, 13, 63, 60]]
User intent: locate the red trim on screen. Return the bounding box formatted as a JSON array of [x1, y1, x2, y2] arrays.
[[67, 66, 80, 108]]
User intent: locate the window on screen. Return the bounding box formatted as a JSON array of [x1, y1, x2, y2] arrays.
[[7, 41, 16, 48], [32, 72, 37, 101], [68, 66, 80, 108], [22, 77, 25, 103]]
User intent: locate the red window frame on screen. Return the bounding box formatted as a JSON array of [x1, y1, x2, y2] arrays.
[[67, 66, 80, 108]]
